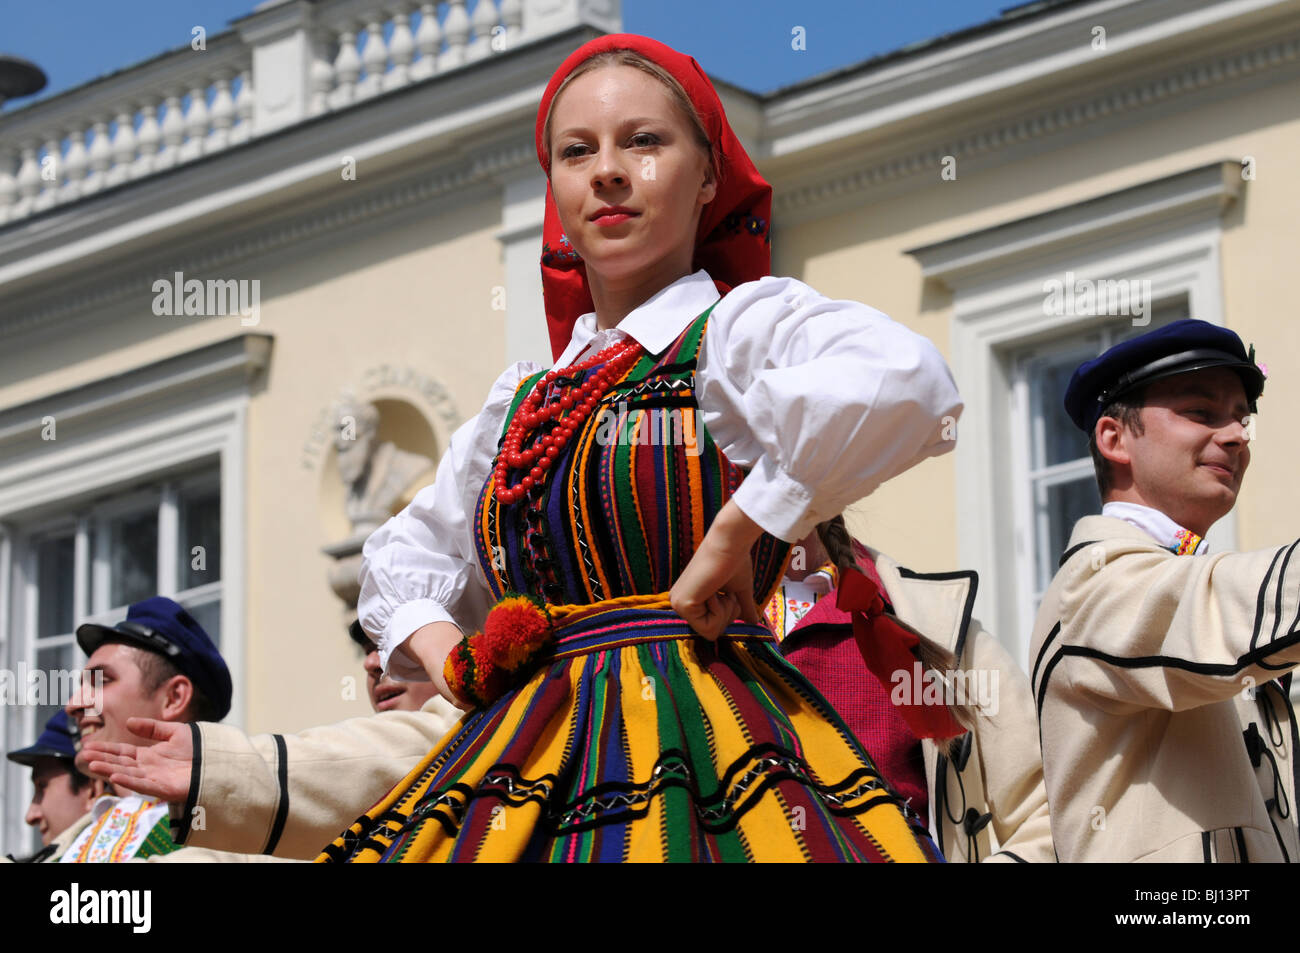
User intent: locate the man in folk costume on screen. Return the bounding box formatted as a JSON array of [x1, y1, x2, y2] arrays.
[[83, 620, 460, 861], [311, 33, 963, 863], [764, 519, 1055, 862], [48, 597, 231, 863], [4, 712, 104, 863], [1036, 319, 1298, 862]]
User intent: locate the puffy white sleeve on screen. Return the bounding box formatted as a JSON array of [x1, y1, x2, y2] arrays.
[[698, 275, 962, 542], [358, 360, 542, 679]]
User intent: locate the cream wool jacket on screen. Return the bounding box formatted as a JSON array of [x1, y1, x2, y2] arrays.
[[170, 695, 460, 860], [858, 548, 1055, 863], [1032, 515, 1300, 863], [1, 809, 95, 864]]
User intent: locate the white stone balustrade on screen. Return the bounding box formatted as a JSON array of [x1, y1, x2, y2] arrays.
[[316, 0, 519, 108], [0, 0, 621, 226], [0, 35, 254, 222]]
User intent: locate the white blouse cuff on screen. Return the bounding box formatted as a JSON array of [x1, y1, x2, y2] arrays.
[[730, 455, 820, 543], [382, 599, 461, 682]]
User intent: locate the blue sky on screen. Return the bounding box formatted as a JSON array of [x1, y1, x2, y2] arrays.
[[1, 0, 1015, 110]]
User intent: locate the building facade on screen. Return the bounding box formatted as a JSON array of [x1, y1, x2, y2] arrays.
[[2, 0, 1297, 855]]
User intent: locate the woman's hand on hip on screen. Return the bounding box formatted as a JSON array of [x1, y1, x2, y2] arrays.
[[671, 499, 765, 641]]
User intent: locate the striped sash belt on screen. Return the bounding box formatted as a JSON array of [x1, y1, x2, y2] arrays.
[[544, 593, 774, 662]]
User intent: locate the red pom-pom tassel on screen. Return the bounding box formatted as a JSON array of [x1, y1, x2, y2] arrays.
[[477, 594, 553, 672], [443, 594, 555, 710]]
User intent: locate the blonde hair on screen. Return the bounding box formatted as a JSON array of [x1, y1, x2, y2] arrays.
[[542, 49, 718, 185]]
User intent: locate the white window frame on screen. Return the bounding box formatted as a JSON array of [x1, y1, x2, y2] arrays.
[[906, 161, 1243, 668], [21, 469, 223, 631], [1005, 308, 1189, 654], [0, 334, 265, 857]]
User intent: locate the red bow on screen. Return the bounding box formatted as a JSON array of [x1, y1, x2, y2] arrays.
[[836, 567, 967, 741]]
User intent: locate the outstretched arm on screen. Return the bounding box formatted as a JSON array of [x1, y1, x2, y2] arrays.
[[81, 701, 459, 859], [1045, 537, 1300, 712]]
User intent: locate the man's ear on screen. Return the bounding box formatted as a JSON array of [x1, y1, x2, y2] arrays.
[[80, 778, 104, 811], [158, 675, 196, 723], [1095, 416, 1133, 469]]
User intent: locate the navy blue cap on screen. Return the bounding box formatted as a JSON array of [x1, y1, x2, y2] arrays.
[[7, 710, 77, 767], [1064, 319, 1265, 433], [76, 596, 231, 721]]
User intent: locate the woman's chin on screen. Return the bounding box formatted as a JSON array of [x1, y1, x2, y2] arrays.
[[583, 250, 685, 287], [580, 246, 644, 273]]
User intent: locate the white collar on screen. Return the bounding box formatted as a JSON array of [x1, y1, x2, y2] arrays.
[[90, 789, 154, 817], [89, 793, 124, 820], [553, 269, 722, 367], [1101, 501, 1209, 554]]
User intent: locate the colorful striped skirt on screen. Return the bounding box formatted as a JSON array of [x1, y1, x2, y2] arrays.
[[317, 598, 941, 862]]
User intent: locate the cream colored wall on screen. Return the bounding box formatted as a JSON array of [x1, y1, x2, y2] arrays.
[[0, 184, 508, 735], [1215, 85, 1300, 554], [0, 283, 254, 412], [243, 191, 507, 733], [777, 73, 1300, 573]]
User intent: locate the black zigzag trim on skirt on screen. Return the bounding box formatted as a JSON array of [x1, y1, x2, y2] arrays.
[[356, 741, 903, 854]]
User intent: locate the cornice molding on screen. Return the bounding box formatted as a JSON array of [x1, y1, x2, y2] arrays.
[[0, 137, 536, 338], [905, 160, 1242, 287], [760, 0, 1293, 151], [0, 334, 272, 448], [771, 27, 1299, 223], [0, 27, 592, 322]]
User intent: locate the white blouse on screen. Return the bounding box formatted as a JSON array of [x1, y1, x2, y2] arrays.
[[360, 269, 963, 679]]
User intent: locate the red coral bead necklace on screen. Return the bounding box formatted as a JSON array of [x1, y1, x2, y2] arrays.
[[494, 336, 643, 504]]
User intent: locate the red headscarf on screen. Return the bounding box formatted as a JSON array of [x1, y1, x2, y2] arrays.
[[535, 34, 773, 361]]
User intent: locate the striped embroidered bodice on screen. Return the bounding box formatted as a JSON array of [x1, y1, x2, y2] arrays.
[[473, 304, 790, 609]]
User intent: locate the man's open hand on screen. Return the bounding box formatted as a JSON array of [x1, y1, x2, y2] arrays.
[[80, 717, 193, 803]]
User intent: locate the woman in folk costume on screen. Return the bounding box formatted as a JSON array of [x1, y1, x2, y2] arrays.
[[765, 517, 1056, 862], [318, 33, 962, 863]]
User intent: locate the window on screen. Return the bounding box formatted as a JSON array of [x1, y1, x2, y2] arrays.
[[906, 162, 1241, 666], [27, 530, 77, 743], [8, 468, 222, 855], [0, 333, 262, 859], [1007, 305, 1185, 644]]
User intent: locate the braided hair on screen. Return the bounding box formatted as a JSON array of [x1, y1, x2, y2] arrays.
[[813, 514, 973, 742]]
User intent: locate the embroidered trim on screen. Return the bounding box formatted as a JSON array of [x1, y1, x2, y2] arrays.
[[721, 210, 770, 242], [357, 743, 897, 852], [553, 749, 886, 832], [540, 233, 582, 266], [1173, 528, 1204, 555]]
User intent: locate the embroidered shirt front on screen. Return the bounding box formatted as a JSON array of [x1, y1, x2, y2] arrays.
[[763, 564, 836, 642], [59, 794, 171, 863]]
